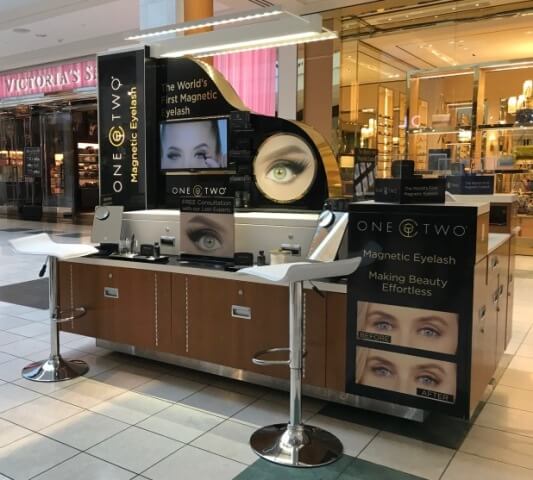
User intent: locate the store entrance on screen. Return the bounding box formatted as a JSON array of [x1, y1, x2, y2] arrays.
[[0, 99, 98, 222]]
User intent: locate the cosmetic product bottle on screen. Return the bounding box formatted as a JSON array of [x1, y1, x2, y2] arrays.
[[154, 242, 160, 258], [257, 250, 266, 266]]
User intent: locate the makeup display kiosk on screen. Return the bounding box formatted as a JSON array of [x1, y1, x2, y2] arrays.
[[56, 48, 515, 425]]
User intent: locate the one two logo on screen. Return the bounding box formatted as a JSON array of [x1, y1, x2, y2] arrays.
[[399, 218, 418, 238], [108, 126, 125, 147]]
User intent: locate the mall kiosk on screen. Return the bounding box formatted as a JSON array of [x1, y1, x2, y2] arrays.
[[55, 47, 515, 467]]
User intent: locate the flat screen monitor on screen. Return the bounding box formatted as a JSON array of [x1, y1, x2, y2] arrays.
[[428, 149, 452, 171], [160, 117, 228, 171]]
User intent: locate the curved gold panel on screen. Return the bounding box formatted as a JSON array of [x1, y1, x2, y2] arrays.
[[290, 120, 342, 198], [193, 57, 249, 112]]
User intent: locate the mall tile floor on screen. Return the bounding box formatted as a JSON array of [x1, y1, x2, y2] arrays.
[[0, 218, 533, 479]]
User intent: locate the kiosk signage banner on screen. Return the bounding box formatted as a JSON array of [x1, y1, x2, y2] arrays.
[[98, 47, 151, 210], [347, 203, 478, 417]]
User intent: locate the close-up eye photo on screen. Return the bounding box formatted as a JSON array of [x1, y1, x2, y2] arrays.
[[179, 212, 234, 259], [253, 133, 318, 203], [160, 118, 228, 171], [358, 302, 458, 354], [356, 348, 457, 399]]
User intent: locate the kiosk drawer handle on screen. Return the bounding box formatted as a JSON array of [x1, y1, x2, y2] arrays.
[[491, 256, 499, 269], [252, 347, 290, 366], [104, 287, 119, 299], [231, 305, 251, 319]]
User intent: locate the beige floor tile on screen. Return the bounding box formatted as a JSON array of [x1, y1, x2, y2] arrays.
[[87, 426, 183, 474], [7, 322, 49, 338], [133, 374, 205, 403], [476, 403, 533, 438], [92, 365, 158, 390], [14, 375, 85, 395], [306, 414, 378, 456], [0, 383, 41, 413], [0, 357, 31, 382], [358, 431, 454, 480], [0, 351, 15, 364], [0, 395, 82, 431], [0, 433, 78, 480], [0, 418, 32, 448], [442, 451, 533, 480], [0, 331, 25, 346], [489, 384, 533, 412], [499, 356, 533, 390], [461, 425, 533, 470], [231, 398, 313, 428], [143, 445, 246, 480], [0, 338, 48, 356], [90, 391, 171, 424], [138, 403, 224, 443], [81, 353, 120, 377], [191, 420, 259, 465], [32, 453, 135, 480], [50, 378, 126, 408], [40, 410, 129, 450], [181, 386, 255, 418], [261, 390, 327, 415], [516, 343, 533, 359], [0, 314, 31, 331]]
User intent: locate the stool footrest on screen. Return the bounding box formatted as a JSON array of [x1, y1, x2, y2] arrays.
[[55, 307, 86, 324], [252, 347, 290, 366]]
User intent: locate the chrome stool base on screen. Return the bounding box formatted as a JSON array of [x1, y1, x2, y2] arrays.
[[250, 423, 343, 468], [22, 355, 89, 382]]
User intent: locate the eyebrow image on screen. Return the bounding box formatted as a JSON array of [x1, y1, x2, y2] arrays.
[[167, 146, 182, 153], [193, 143, 210, 150], [367, 310, 398, 323], [415, 316, 450, 329], [413, 364, 447, 376], [187, 215, 227, 234], [265, 144, 311, 160], [367, 356, 397, 373]]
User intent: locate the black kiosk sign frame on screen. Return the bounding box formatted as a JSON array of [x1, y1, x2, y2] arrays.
[[347, 203, 478, 418]]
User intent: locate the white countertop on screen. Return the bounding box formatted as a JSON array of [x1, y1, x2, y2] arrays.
[[67, 256, 348, 294], [452, 193, 517, 204], [488, 233, 511, 254]]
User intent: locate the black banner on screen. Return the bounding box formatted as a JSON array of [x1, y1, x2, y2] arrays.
[[98, 48, 149, 210], [23, 146, 41, 177], [347, 203, 478, 417], [159, 59, 237, 121]]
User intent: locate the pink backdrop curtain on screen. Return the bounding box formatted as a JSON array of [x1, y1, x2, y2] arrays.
[[213, 48, 276, 116]]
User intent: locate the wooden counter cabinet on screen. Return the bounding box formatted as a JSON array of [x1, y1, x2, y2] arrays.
[[58, 262, 174, 353], [180, 275, 327, 387]]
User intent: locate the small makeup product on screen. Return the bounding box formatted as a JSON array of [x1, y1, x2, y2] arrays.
[[154, 242, 160, 258], [257, 250, 266, 266], [140, 244, 155, 257], [270, 249, 291, 265], [234, 252, 254, 266]]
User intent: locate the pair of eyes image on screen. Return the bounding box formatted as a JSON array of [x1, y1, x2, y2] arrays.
[[356, 348, 457, 398], [359, 302, 458, 354], [181, 214, 232, 258]]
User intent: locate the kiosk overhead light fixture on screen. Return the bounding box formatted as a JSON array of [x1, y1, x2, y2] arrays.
[[148, 14, 336, 58], [125, 5, 283, 40]]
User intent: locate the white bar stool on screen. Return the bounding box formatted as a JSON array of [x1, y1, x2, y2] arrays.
[[238, 257, 360, 468], [9, 233, 98, 382]]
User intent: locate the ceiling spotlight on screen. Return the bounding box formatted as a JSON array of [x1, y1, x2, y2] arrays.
[[13, 28, 30, 33], [35, 33, 47, 38]]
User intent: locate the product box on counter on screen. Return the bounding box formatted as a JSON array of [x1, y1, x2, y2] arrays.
[[374, 177, 446, 204], [446, 175, 494, 195]]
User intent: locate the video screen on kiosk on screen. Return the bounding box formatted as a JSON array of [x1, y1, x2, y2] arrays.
[[160, 117, 228, 171]]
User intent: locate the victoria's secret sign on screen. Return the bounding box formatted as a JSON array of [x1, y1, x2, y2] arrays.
[[0, 59, 97, 99]]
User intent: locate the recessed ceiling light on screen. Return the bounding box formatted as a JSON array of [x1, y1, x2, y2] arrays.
[[13, 28, 30, 33], [35, 33, 47, 38]]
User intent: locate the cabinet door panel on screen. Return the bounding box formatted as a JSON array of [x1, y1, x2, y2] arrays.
[[186, 276, 325, 387], [59, 263, 172, 352]]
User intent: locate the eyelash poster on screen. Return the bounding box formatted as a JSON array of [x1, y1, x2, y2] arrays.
[[346, 203, 479, 418], [179, 197, 235, 260]]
